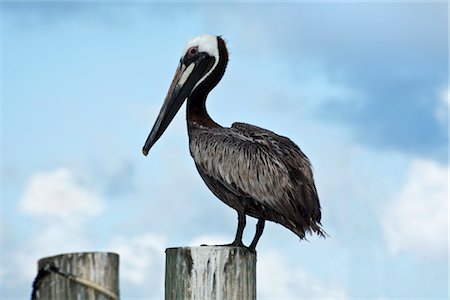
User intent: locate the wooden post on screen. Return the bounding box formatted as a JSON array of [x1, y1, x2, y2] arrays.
[[33, 252, 119, 300], [165, 246, 256, 300]]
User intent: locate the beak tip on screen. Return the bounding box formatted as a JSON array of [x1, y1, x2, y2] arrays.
[[142, 147, 149, 156]]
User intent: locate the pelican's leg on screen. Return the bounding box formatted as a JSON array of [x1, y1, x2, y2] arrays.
[[248, 219, 265, 252], [212, 211, 246, 248], [230, 211, 246, 247], [216, 211, 246, 247]]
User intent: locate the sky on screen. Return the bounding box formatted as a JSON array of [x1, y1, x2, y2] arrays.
[[1, 1, 448, 299]]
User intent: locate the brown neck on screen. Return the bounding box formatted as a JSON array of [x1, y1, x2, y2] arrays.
[[187, 36, 228, 128]]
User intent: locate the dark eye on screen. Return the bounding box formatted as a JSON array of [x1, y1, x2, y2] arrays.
[[183, 46, 199, 64], [189, 47, 197, 55]]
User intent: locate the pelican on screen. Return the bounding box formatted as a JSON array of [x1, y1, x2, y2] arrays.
[[143, 34, 325, 251]]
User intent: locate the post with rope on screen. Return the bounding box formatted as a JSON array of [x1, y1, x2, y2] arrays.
[[32, 252, 119, 300], [165, 246, 256, 299]]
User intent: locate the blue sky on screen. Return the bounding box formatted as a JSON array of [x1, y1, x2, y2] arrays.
[[1, 1, 448, 299]]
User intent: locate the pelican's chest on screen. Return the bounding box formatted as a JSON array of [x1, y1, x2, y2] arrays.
[[187, 124, 230, 173], [188, 128, 215, 164]]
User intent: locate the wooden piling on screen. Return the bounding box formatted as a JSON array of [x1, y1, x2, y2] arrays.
[[33, 252, 119, 300], [165, 246, 256, 300]]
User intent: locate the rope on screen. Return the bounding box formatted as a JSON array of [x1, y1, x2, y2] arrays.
[[31, 263, 119, 300]]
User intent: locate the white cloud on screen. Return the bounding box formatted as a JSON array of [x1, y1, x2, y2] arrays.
[[381, 158, 448, 257], [109, 234, 166, 286], [258, 251, 348, 299], [3, 168, 105, 285], [19, 168, 104, 219]]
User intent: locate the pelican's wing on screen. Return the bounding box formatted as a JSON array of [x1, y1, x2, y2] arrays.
[[232, 123, 321, 221], [189, 122, 323, 237]]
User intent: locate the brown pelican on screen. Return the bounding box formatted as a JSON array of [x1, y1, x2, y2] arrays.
[[143, 34, 325, 251]]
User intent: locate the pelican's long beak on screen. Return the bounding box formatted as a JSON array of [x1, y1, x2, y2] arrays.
[[142, 53, 215, 156]]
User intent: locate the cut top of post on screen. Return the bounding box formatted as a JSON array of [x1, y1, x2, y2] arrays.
[[34, 252, 119, 300], [165, 246, 256, 300]]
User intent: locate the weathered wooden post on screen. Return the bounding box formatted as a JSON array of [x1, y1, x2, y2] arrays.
[[165, 246, 256, 300], [32, 252, 119, 300]]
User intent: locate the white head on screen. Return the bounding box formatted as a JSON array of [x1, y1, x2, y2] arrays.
[[183, 34, 219, 61], [180, 34, 220, 90]]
